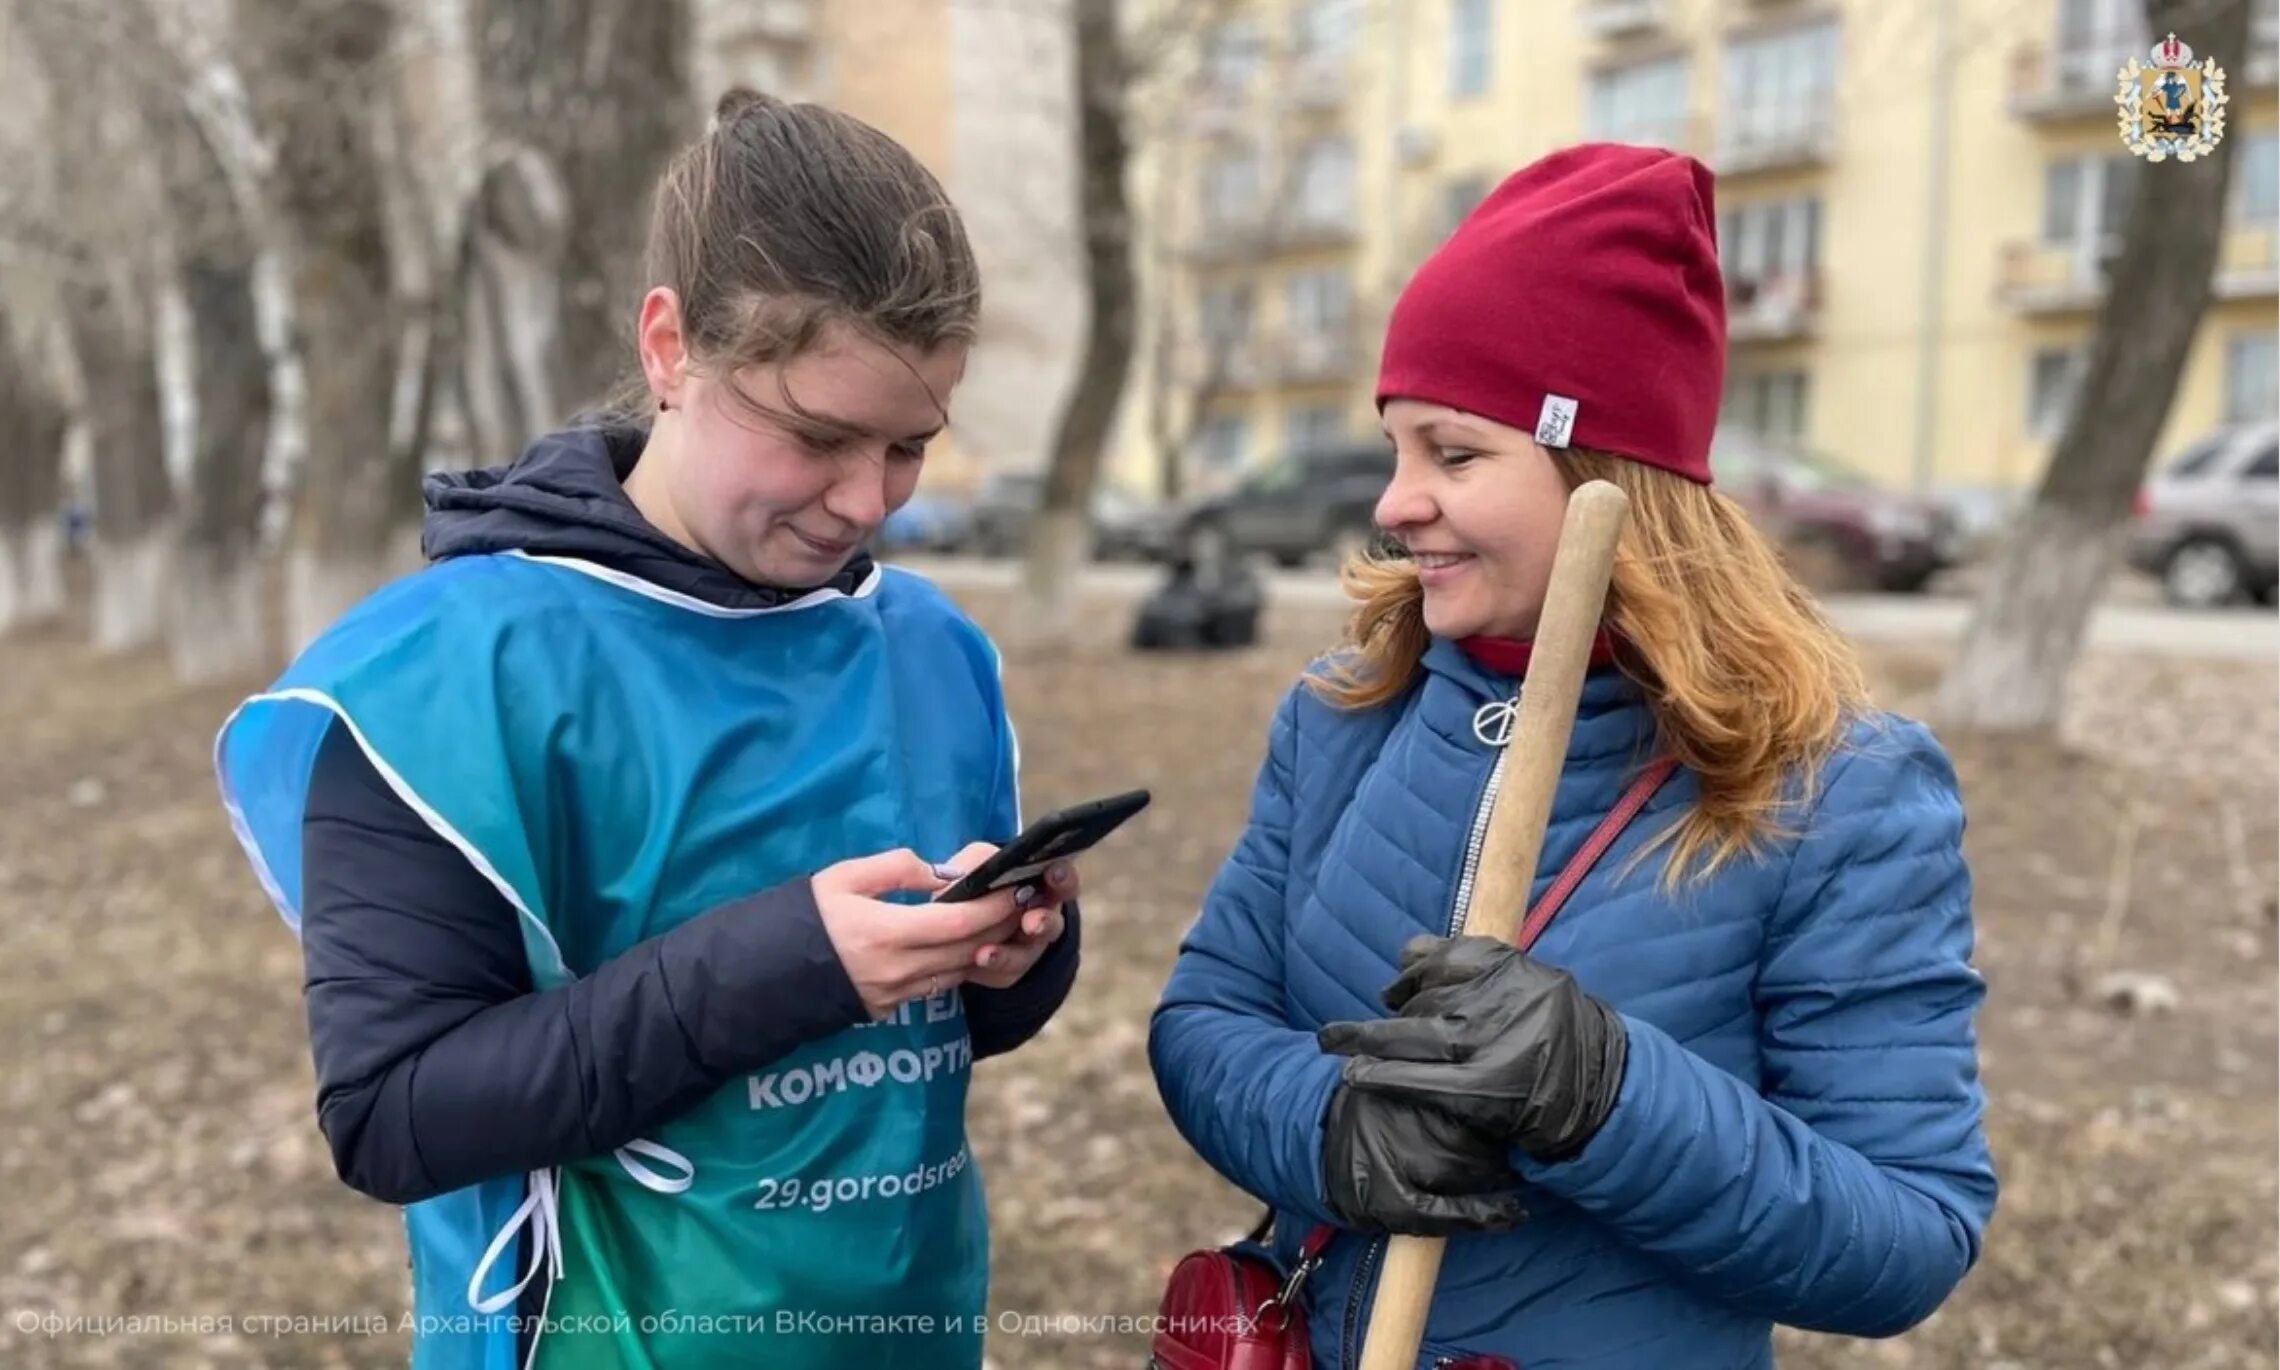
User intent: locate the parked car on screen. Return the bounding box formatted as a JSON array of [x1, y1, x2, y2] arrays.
[[1712, 429, 1960, 594], [2127, 421, 2279, 608], [1177, 443, 1395, 569], [967, 472, 1041, 557], [1092, 484, 1179, 562], [874, 491, 972, 555], [966, 471, 1176, 561]]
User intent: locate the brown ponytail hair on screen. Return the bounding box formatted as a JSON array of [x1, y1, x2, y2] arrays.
[[624, 89, 980, 411], [1310, 448, 1872, 886]]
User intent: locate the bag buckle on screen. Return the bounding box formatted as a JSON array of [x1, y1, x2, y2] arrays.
[[1255, 1250, 1323, 1330]]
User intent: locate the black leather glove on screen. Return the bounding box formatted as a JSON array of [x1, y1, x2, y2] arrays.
[[1320, 1078, 1528, 1236], [1318, 935, 1628, 1165]]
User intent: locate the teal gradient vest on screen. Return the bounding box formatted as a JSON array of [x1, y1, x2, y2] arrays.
[[216, 551, 1018, 1368]]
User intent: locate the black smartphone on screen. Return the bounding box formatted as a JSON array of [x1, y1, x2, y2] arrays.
[[933, 789, 1152, 902]]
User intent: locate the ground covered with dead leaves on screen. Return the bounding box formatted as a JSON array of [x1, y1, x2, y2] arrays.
[[1, 582, 2272, 1369]]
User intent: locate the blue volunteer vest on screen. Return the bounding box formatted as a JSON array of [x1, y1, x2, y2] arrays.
[[215, 551, 1018, 1369]]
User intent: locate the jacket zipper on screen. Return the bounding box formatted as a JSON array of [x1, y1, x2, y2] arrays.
[[1343, 697, 1511, 1365], [1339, 1234, 1385, 1367], [1448, 742, 1509, 937]]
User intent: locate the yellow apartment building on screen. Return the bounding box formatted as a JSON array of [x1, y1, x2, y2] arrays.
[[698, 0, 1086, 495], [1117, 0, 2280, 513]]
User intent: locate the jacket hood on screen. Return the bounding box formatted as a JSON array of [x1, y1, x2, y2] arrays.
[[421, 425, 875, 610]]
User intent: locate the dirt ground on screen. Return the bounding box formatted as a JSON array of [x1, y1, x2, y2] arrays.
[[1, 581, 2273, 1369]]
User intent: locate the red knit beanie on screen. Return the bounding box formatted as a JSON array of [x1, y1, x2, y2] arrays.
[[1376, 143, 1726, 485]]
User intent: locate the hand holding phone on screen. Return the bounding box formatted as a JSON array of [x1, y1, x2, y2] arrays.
[[933, 789, 1152, 902]]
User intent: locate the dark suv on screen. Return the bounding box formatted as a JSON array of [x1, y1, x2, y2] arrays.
[[1177, 443, 1395, 568], [1712, 429, 1960, 594]]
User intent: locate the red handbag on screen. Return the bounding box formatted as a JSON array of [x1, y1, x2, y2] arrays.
[[1148, 758, 1678, 1370]]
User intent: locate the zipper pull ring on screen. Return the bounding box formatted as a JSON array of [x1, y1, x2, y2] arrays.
[[1472, 697, 1518, 747]]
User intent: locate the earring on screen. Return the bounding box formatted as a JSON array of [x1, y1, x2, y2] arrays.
[[658, 398, 670, 413]]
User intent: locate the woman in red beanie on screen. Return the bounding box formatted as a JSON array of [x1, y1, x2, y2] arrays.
[[1151, 143, 1996, 1368]]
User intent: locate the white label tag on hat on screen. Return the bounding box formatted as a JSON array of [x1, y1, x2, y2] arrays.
[[1535, 394, 1578, 448]]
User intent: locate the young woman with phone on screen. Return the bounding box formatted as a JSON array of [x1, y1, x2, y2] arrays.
[[1150, 144, 1997, 1368], [216, 93, 1075, 1369]]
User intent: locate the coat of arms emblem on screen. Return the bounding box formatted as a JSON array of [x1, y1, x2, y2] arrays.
[[2116, 32, 2229, 161]]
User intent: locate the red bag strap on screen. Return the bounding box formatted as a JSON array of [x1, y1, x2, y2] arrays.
[[1515, 754, 1680, 954], [1287, 755, 1679, 1258]]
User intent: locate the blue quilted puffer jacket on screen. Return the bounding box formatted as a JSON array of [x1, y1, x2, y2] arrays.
[[1149, 638, 1997, 1369]]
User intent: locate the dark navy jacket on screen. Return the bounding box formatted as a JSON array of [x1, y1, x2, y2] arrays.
[[299, 426, 1079, 1208]]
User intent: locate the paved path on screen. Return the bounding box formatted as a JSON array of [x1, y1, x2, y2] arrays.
[[894, 556, 2278, 662]]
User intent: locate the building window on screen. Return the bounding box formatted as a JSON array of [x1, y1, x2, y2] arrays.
[[1284, 404, 1347, 457], [1441, 174, 1492, 237], [2053, 0, 2142, 93], [1588, 56, 1689, 149], [1723, 369, 1811, 443], [1293, 136, 1357, 230], [1293, 0, 1357, 67], [2226, 332, 2278, 424], [2234, 130, 2278, 228], [2041, 154, 2136, 247], [1720, 21, 1839, 163], [1448, 0, 1493, 99], [1201, 150, 1262, 230], [1719, 197, 1821, 285], [1284, 267, 1353, 340], [1193, 414, 1250, 471], [1207, 17, 1264, 93], [1198, 282, 1254, 353], [2026, 346, 2086, 439]]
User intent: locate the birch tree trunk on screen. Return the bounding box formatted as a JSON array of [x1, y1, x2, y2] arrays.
[[151, 80, 273, 682], [467, 0, 691, 442], [1937, 0, 2250, 733], [0, 307, 69, 635], [60, 272, 175, 652], [237, 0, 415, 651], [1019, 0, 1136, 647], [16, 1, 177, 651]]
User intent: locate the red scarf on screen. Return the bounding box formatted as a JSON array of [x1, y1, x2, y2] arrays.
[[1458, 627, 1624, 678]]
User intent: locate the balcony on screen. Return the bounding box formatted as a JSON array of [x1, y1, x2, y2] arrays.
[[1175, 330, 1354, 387], [1996, 236, 2121, 314], [1186, 217, 1276, 264], [2216, 226, 2279, 300], [1274, 330, 1358, 385], [1581, 0, 1669, 40], [1283, 56, 1350, 113], [1186, 90, 1251, 139], [720, 0, 813, 45], [1725, 272, 1822, 343], [2008, 37, 2143, 121], [1998, 226, 2278, 312], [1178, 336, 1269, 392], [1278, 205, 1362, 249], [1714, 113, 1836, 175]]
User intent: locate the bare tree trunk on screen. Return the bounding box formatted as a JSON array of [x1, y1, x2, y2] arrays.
[[1019, 0, 1136, 646], [238, 0, 416, 651], [16, 0, 178, 651], [1937, 0, 2249, 733], [62, 271, 176, 651], [468, 0, 691, 434], [0, 307, 69, 635], [151, 85, 273, 683], [459, 146, 571, 462]]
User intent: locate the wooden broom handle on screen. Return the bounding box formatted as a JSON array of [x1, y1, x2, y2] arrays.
[[1356, 480, 1630, 1370]]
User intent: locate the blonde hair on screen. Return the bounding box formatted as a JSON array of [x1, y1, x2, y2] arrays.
[[1309, 448, 1870, 885]]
